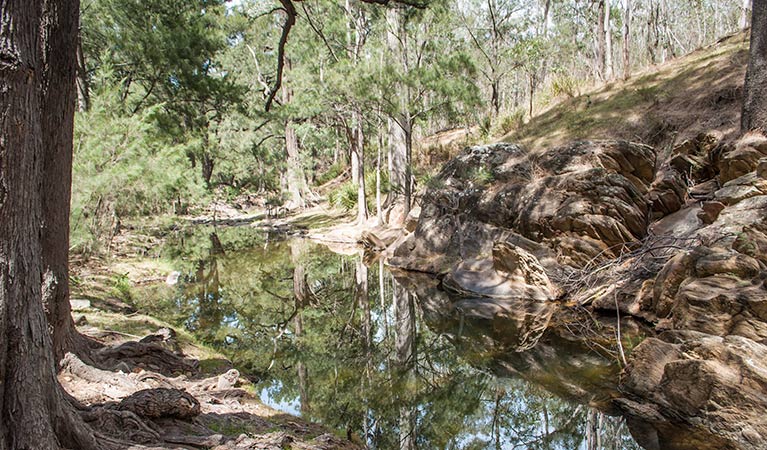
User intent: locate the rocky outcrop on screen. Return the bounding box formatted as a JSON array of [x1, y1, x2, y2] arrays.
[[383, 130, 767, 449], [390, 140, 656, 276]]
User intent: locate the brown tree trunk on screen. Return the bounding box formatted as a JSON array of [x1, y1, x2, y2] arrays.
[[40, 0, 85, 365], [595, 0, 606, 80], [605, 0, 614, 80], [1, 1, 101, 448], [622, 0, 632, 80], [282, 57, 309, 209], [742, 0, 767, 133]]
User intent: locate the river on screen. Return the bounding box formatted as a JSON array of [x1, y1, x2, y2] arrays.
[[136, 225, 643, 449]]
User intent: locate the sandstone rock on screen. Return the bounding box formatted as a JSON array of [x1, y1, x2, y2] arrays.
[[714, 172, 767, 205], [757, 157, 767, 179], [403, 206, 421, 232], [649, 166, 687, 219], [697, 201, 726, 224], [619, 334, 767, 449], [718, 132, 767, 183], [392, 140, 657, 272], [668, 131, 722, 183]]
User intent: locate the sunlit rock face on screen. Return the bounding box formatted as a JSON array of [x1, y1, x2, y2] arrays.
[[388, 132, 767, 449], [390, 140, 657, 277]]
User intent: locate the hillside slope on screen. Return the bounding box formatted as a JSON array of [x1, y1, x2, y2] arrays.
[[504, 31, 749, 153]]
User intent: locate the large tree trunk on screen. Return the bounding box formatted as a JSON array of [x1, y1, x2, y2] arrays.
[[743, 0, 767, 133], [1, 1, 100, 448], [40, 0, 85, 364]]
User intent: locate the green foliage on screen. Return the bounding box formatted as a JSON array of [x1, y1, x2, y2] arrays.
[[327, 182, 358, 210], [71, 79, 208, 253], [315, 163, 346, 186], [469, 166, 494, 185], [551, 75, 582, 98]]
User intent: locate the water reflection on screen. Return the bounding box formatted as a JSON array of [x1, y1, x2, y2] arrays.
[[142, 228, 642, 449]]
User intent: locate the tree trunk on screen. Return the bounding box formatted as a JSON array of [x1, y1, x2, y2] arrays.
[[75, 28, 89, 112], [596, 0, 606, 80], [742, 0, 753, 31], [353, 110, 367, 225], [376, 132, 383, 225], [743, 0, 767, 132], [201, 151, 215, 187], [1, 1, 101, 448], [385, 8, 411, 225], [605, 0, 614, 80], [282, 57, 309, 209], [41, 0, 86, 364], [622, 0, 631, 80]]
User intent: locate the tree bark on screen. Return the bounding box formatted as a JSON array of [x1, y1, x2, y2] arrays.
[[353, 110, 368, 225], [595, 0, 606, 80], [622, 0, 631, 80], [1, 1, 101, 448], [743, 0, 767, 133], [40, 0, 85, 364], [282, 57, 309, 209], [604, 0, 614, 80], [385, 8, 411, 225]]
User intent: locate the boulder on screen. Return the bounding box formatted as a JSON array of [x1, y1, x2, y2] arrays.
[[442, 243, 554, 301], [714, 172, 767, 205], [718, 132, 767, 183], [619, 334, 767, 449]]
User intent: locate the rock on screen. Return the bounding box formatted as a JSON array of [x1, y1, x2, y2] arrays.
[[697, 201, 726, 224], [394, 140, 657, 273], [70, 298, 92, 311], [403, 206, 421, 232], [714, 172, 767, 205], [689, 179, 720, 200], [757, 157, 767, 179], [619, 334, 767, 449], [648, 166, 687, 219], [718, 132, 767, 183], [216, 369, 240, 390], [491, 242, 553, 291], [668, 131, 721, 183]]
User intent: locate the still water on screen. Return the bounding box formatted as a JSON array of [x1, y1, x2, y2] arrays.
[[142, 226, 642, 449]]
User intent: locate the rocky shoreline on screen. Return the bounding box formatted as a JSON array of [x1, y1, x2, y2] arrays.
[[371, 134, 767, 449]]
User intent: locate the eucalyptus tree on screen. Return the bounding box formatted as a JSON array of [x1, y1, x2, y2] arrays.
[[742, 0, 767, 132], [376, 3, 481, 223]]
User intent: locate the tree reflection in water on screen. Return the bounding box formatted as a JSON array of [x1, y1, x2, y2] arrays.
[[137, 228, 642, 450]]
